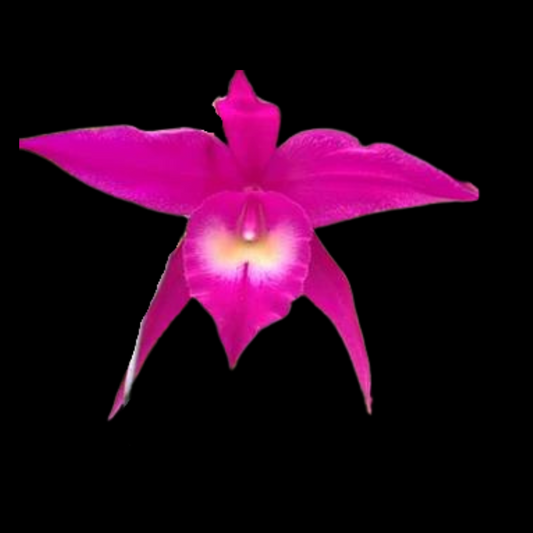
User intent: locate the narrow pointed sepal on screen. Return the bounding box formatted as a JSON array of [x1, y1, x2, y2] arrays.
[[214, 71, 281, 180], [304, 235, 373, 414], [108, 243, 190, 420]]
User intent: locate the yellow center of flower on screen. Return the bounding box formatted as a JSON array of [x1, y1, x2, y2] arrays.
[[207, 230, 284, 270], [199, 198, 298, 281]]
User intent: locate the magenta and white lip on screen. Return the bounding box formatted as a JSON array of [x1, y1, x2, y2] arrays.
[[183, 191, 313, 366]]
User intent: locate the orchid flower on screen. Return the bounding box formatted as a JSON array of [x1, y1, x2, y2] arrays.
[[18, 70, 479, 420]]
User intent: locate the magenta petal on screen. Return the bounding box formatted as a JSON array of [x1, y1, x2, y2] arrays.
[[20, 127, 242, 217], [183, 191, 312, 368], [264, 129, 479, 228], [304, 235, 372, 414], [109, 243, 190, 420], [214, 71, 281, 182]]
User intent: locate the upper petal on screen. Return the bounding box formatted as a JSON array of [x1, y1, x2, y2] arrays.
[[183, 191, 312, 368], [263, 129, 479, 228], [19, 126, 242, 217], [214, 71, 281, 183]]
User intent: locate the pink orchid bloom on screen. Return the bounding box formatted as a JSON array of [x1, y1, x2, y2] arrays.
[[18, 70, 479, 420]]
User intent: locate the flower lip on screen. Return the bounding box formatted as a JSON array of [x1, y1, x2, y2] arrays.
[[182, 190, 313, 368]]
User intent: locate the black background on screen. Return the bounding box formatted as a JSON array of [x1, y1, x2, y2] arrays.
[[18, 66, 483, 477]]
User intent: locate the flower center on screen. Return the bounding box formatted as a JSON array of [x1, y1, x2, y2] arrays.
[[184, 191, 312, 286], [197, 197, 297, 278]]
